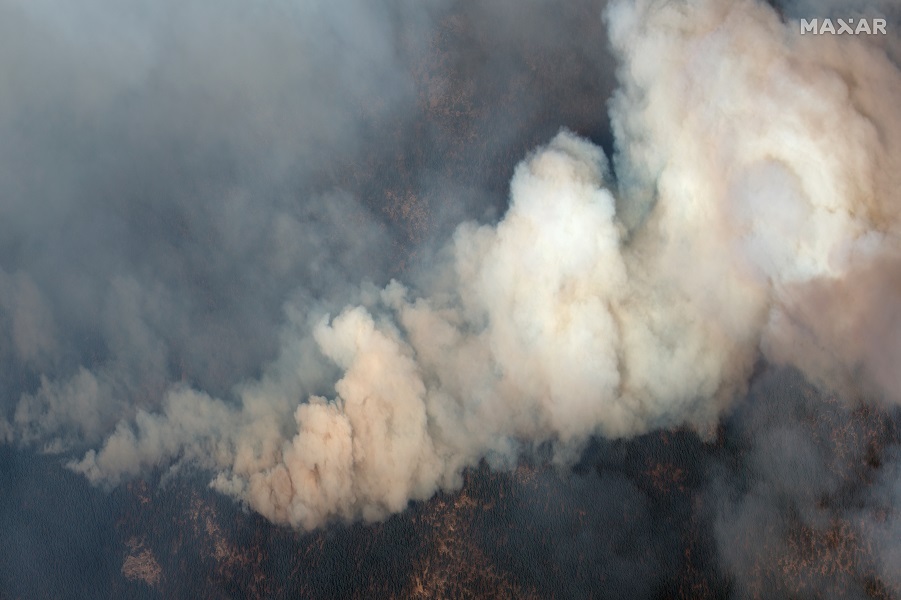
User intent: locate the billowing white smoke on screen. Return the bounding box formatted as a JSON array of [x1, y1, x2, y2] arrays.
[[65, 0, 901, 529]]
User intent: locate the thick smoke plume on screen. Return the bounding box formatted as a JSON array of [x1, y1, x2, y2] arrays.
[[3, 7, 900, 595], [21, 0, 892, 534]]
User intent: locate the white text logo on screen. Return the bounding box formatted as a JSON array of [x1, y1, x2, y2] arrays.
[[800, 18, 887, 35]]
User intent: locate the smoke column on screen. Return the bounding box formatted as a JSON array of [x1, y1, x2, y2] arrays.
[[18, 0, 889, 535], [3, 0, 900, 591]]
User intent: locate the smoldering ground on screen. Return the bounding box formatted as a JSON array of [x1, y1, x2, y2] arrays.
[[1, 0, 901, 597]]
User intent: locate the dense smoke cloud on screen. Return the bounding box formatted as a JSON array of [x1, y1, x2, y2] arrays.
[[2, 0, 901, 594], [0, 0, 421, 452], [51, 0, 901, 529]]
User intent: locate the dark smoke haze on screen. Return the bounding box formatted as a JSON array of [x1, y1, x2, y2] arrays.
[[1, 0, 900, 597]]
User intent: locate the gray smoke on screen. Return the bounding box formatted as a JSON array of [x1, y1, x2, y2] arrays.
[[709, 367, 901, 598], [2, 0, 900, 592], [55, 0, 901, 529]]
